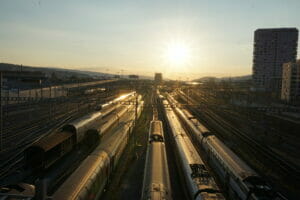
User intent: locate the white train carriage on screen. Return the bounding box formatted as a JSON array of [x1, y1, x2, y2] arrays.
[[62, 92, 136, 143], [141, 121, 172, 200], [95, 103, 134, 136], [166, 94, 210, 139], [202, 135, 273, 200], [170, 95, 275, 200], [164, 103, 224, 200], [52, 100, 143, 200], [52, 150, 111, 200]]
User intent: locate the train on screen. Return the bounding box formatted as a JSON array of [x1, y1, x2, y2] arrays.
[[0, 183, 35, 199], [24, 92, 136, 171], [4, 80, 115, 104], [52, 98, 144, 199], [167, 93, 281, 200], [83, 87, 106, 95], [161, 97, 225, 200], [141, 120, 172, 200]]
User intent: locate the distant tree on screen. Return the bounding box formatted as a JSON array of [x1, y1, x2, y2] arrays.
[[205, 77, 216, 89], [50, 72, 63, 83], [70, 75, 79, 82], [51, 72, 58, 80]]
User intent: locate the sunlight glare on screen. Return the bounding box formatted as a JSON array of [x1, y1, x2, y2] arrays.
[[165, 42, 190, 65]]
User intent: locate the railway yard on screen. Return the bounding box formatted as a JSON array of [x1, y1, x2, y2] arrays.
[[0, 79, 299, 200]]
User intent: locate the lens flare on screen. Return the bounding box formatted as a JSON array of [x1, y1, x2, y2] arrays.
[[165, 42, 190, 65]]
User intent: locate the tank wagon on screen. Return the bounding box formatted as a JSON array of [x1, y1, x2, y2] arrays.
[[52, 100, 143, 200], [24, 92, 136, 171], [168, 94, 279, 200], [141, 120, 172, 200], [162, 98, 224, 200]]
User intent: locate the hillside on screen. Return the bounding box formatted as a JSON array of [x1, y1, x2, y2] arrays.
[[194, 75, 252, 82]]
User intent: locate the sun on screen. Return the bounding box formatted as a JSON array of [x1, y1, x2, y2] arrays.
[[165, 42, 190, 65]]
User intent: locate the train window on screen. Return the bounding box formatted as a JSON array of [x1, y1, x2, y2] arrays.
[[79, 187, 88, 199], [106, 162, 110, 178], [91, 172, 97, 185], [239, 184, 248, 195], [97, 165, 102, 176], [85, 180, 92, 193], [99, 169, 104, 185], [96, 169, 101, 184], [232, 190, 240, 199], [89, 181, 97, 199]]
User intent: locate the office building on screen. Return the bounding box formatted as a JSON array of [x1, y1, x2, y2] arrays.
[[252, 28, 298, 94], [281, 60, 300, 103], [154, 73, 163, 84]]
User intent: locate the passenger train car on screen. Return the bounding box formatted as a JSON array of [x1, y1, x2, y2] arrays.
[[162, 98, 224, 200], [168, 94, 279, 200], [141, 120, 172, 200], [62, 92, 136, 144], [52, 99, 143, 200], [24, 92, 136, 171]]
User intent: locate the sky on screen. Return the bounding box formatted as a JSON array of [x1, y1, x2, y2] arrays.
[[0, 0, 299, 80]]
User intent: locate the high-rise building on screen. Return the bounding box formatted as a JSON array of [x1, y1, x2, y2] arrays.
[[154, 73, 163, 84], [281, 60, 300, 103], [252, 28, 298, 94]]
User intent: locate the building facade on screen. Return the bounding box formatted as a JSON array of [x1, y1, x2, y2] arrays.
[[154, 73, 163, 84], [252, 28, 298, 94], [281, 60, 300, 103]]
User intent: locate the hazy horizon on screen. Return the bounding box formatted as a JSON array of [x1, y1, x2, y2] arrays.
[[0, 0, 299, 80], [0, 61, 254, 80]]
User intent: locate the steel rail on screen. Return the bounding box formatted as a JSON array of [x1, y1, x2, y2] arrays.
[[177, 91, 300, 179]]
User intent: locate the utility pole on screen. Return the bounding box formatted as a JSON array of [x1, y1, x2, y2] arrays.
[[40, 80, 43, 100], [135, 93, 138, 125], [17, 87, 20, 104], [0, 72, 2, 151], [187, 87, 190, 106], [77, 80, 80, 113]]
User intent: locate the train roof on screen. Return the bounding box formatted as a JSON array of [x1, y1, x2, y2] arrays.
[[112, 92, 135, 102], [52, 152, 109, 199], [149, 120, 164, 142], [166, 107, 223, 198], [166, 109, 203, 165], [158, 94, 165, 99], [176, 134, 204, 165], [65, 111, 102, 132], [145, 142, 169, 184], [143, 142, 171, 200], [206, 135, 257, 180], [93, 110, 135, 157], [179, 108, 210, 134], [182, 109, 194, 119], [28, 131, 72, 152], [194, 121, 209, 134], [150, 121, 163, 135]]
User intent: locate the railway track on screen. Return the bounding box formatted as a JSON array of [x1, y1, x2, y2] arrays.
[[1, 103, 86, 151], [0, 109, 87, 182], [177, 91, 300, 182], [1, 92, 116, 150], [0, 93, 117, 182]]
